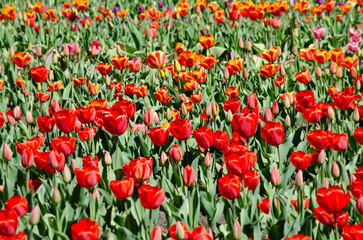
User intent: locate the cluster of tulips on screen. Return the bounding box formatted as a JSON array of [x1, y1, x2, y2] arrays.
[[0, 0, 363, 239]]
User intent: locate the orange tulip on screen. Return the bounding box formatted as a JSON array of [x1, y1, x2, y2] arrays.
[[11, 52, 32, 68], [133, 85, 147, 97], [314, 49, 331, 64], [154, 87, 173, 105], [146, 51, 166, 69], [330, 49, 344, 64], [199, 34, 218, 49], [16, 78, 25, 88], [187, 68, 207, 84], [195, 0, 207, 11], [295, 69, 312, 85], [61, 9, 78, 21], [339, 3, 352, 13], [73, 0, 89, 11], [88, 81, 100, 95], [182, 101, 194, 112], [225, 86, 240, 98], [44, 8, 58, 22], [294, 1, 309, 13], [0, 80, 4, 91], [341, 55, 358, 69], [214, 9, 225, 23], [24, 11, 36, 27], [1, 5, 17, 20], [298, 45, 316, 61], [96, 63, 112, 75], [311, 6, 323, 15], [323, 0, 335, 13], [260, 63, 279, 78], [261, 46, 280, 63], [189, 92, 203, 103], [175, 43, 185, 55], [184, 80, 198, 91], [116, 10, 128, 18], [47, 81, 64, 92], [36, 92, 50, 102], [33, 1, 45, 13], [112, 55, 129, 70], [208, 2, 218, 12], [199, 54, 219, 70], [71, 77, 87, 86], [226, 57, 243, 75], [176, 51, 200, 68]]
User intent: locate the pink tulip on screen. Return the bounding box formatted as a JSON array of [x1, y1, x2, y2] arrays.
[[313, 27, 325, 39]]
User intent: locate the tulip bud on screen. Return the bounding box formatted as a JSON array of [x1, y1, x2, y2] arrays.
[[175, 60, 181, 72], [336, 67, 342, 79], [212, 102, 219, 116], [26, 111, 33, 124], [226, 110, 233, 123], [91, 45, 97, 56], [28, 43, 32, 51], [204, 152, 212, 167], [63, 44, 69, 56], [49, 70, 54, 81], [295, 170, 303, 188], [160, 151, 168, 166], [224, 68, 230, 80], [356, 80, 361, 91], [246, 41, 252, 51], [181, 103, 188, 116], [70, 104, 76, 111], [280, 65, 286, 76], [330, 62, 337, 74], [264, 106, 273, 122], [7, 116, 16, 125], [52, 54, 58, 64], [151, 226, 162, 240], [93, 188, 100, 201], [206, 102, 212, 117], [316, 66, 322, 78], [293, 29, 298, 37], [35, 45, 42, 57], [169, 144, 182, 162], [153, 112, 160, 125], [37, 83, 42, 92], [183, 165, 196, 187], [3, 144, 12, 161], [271, 166, 281, 186], [29, 205, 40, 225], [103, 151, 112, 165], [292, 45, 298, 55], [232, 220, 242, 240], [341, 181, 347, 193], [144, 108, 154, 126], [317, 150, 326, 165], [13, 106, 21, 120], [321, 178, 329, 188], [71, 158, 79, 172], [331, 162, 340, 178], [243, 68, 249, 79], [327, 106, 335, 120], [74, 43, 81, 54], [166, 108, 172, 121], [9, 47, 14, 58], [105, 75, 110, 86], [63, 164, 72, 183], [284, 95, 291, 109], [350, 68, 357, 78], [357, 196, 363, 215], [247, 93, 258, 110], [176, 221, 185, 240], [238, 37, 244, 49], [353, 108, 360, 122], [350, 173, 357, 182], [272, 101, 279, 115], [53, 187, 61, 204], [285, 114, 291, 128]]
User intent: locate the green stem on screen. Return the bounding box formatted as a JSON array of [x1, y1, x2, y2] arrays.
[[335, 215, 339, 240], [188, 189, 193, 228]]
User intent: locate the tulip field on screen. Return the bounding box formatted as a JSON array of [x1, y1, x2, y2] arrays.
[[0, 0, 363, 239]]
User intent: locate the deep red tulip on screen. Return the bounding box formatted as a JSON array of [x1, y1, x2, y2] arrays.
[[354, 128, 363, 144], [193, 126, 214, 150], [169, 118, 192, 141], [307, 130, 331, 150], [0, 230, 27, 240], [302, 105, 323, 123], [218, 174, 241, 200], [169, 144, 183, 162], [350, 179, 363, 198], [296, 90, 315, 113], [0, 209, 18, 236], [342, 221, 363, 240], [112, 100, 136, 119], [36, 115, 55, 133], [0, 112, 4, 129], [53, 109, 76, 134], [30, 65, 48, 83], [232, 112, 258, 139], [247, 93, 258, 110], [34, 151, 54, 175], [77, 126, 97, 141], [96, 62, 112, 75], [223, 98, 241, 114], [258, 198, 270, 214], [243, 170, 260, 191], [313, 207, 334, 225], [225, 151, 257, 176], [138, 184, 165, 209], [110, 177, 134, 200], [333, 94, 354, 110], [223, 142, 248, 158], [75, 164, 101, 188], [188, 226, 213, 240], [290, 151, 313, 170], [122, 157, 153, 183], [316, 185, 350, 214], [183, 165, 196, 187], [5, 195, 28, 217], [285, 234, 312, 240], [75, 107, 96, 124], [213, 130, 229, 150], [94, 110, 128, 136], [291, 198, 309, 211], [48, 150, 65, 172], [71, 218, 100, 240], [335, 212, 349, 229], [51, 136, 76, 157], [261, 121, 285, 146], [330, 133, 348, 151]]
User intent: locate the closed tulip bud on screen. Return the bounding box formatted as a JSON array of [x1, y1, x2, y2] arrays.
[[272, 101, 279, 115], [206, 102, 212, 117], [35, 45, 42, 56], [356, 80, 361, 91], [49, 70, 54, 81], [13, 106, 21, 119], [53, 187, 61, 204], [316, 66, 322, 78], [9, 47, 14, 58], [175, 60, 181, 72], [331, 162, 340, 178], [227, 110, 233, 123], [166, 108, 172, 121], [128, 120, 134, 129], [183, 165, 196, 187], [91, 45, 97, 55], [151, 226, 162, 240], [341, 181, 347, 193], [52, 54, 58, 64], [209, 14, 214, 24], [63, 164, 72, 183], [284, 95, 291, 109], [27, 1, 33, 9], [246, 41, 252, 51], [71, 158, 79, 172], [351, 173, 357, 182], [63, 45, 69, 56], [37, 83, 42, 92], [196, 16, 201, 25], [224, 68, 230, 80], [317, 150, 326, 165], [26, 111, 33, 124], [153, 112, 159, 125], [181, 103, 188, 116], [268, 41, 273, 49], [105, 75, 110, 86], [247, 93, 258, 110], [8, 116, 16, 125], [354, 108, 360, 122], [93, 188, 100, 201], [238, 38, 244, 49], [327, 106, 335, 120], [29, 205, 40, 225], [330, 62, 337, 74], [295, 170, 303, 188], [69, 104, 75, 111], [243, 68, 249, 79], [144, 108, 154, 126], [285, 114, 291, 128], [289, 0, 294, 6], [357, 196, 363, 214], [232, 220, 242, 240], [3, 144, 12, 161], [280, 65, 285, 76], [264, 106, 273, 122], [321, 178, 329, 188], [28, 43, 32, 51], [169, 144, 182, 162], [74, 43, 81, 54], [212, 102, 219, 116], [176, 221, 185, 240], [293, 45, 298, 55], [204, 152, 212, 167], [161, 151, 168, 166], [271, 166, 281, 186], [104, 151, 112, 165], [350, 68, 357, 78], [293, 29, 298, 37], [336, 67, 342, 79]]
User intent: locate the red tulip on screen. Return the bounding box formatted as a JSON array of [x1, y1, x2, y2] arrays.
[[110, 177, 134, 200], [243, 170, 260, 191], [333, 94, 354, 110], [5, 195, 28, 217], [291, 198, 309, 211], [53, 109, 76, 134], [169, 118, 192, 141], [138, 184, 165, 209], [122, 157, 153, 183], [296, 90, 316, 113], [307, 130, 331, 150], [30, 65, 48, 83], [77, 126, 97, 141], [213, 130, 229, 150], [36, 115, 55, 133], [71, 218, 100, 240], [0, 112, 4, 129], [246, 93, 258, 110], [96, 62, 112, 75], [316, 185, 350, 214], [342, 222, 363, 240], [183, 165, 196, 187], [75, 107, 96, 124], [94, 110, 128, 136], [350, 179, 363, 198], [193, 126, 214, 150], [285, 234, 312, 240], [302, 105, 323, 123], [354, 128, 363, 144], [290, 151, 313, 170], [51, 136, 76, 157], [151, 226, 162, 240], [258, 198, 270, 214], [295, 69, 312, 85], [75, 164, 101, 188], [112, 55, 129, 70], [0, 209, 18, 236], [232, 112, 258, 139], [146, 51, 166, 69], [169, 144, 183, 162], [34, 151, 54, 174], [330, 133, 348, 151], [169, 221, 189, 240], [313, 207, 334, 225], [335, 212, 349, 229], [187, 226, 213, 240], [225, 151, 257, 176], [1, 231, 27, 239], [223, 98, 241, 114], [218, 174, 241, 200], [48, 150, 65, 172], [261, 121, 285, 146]]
